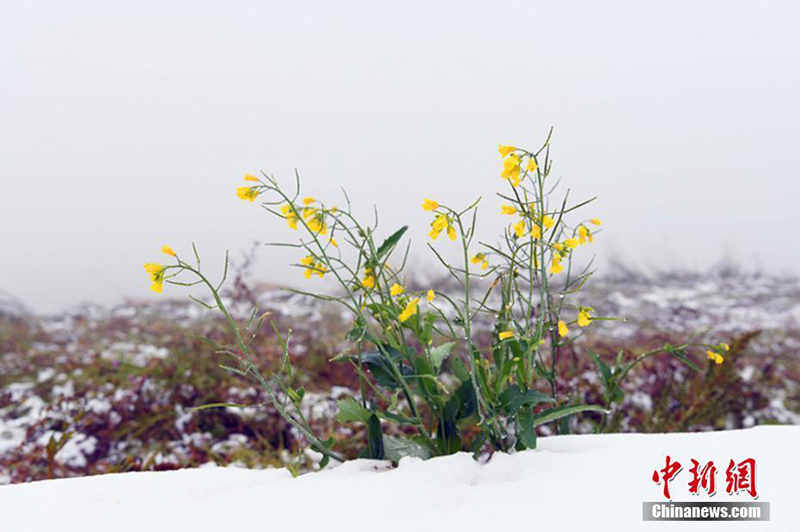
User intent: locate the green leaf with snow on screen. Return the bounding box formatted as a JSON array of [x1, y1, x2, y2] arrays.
[[336, 397, 371, 424], [429, 342, 456, 374], [383, 435, 432, 462], [533, 404, 608, 427]]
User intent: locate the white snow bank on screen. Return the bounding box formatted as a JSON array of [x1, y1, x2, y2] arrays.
[[1, 426, 798, 531]]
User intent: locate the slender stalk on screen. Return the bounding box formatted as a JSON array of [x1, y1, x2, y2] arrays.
[[181, 263, 344, 463]]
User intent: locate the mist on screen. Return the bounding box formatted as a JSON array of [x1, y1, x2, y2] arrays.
[[2, 0, 799, 312]]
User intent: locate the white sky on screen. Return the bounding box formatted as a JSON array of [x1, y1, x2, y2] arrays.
[[1, 1, 798, 312]]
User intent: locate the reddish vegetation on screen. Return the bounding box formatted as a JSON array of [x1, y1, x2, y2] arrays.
[[1, 270, 798, 484]]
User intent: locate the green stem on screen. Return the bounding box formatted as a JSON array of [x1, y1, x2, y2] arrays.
[[183, 264, 345, 463]]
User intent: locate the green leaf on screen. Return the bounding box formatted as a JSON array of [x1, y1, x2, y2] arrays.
[[366, 413, 385, 460], [412, 356, 438, 399], [533, 404, 608, 427], [611, 388, 625, 403], [443, 379, 477, 422], [375, 409, 418, 425], [312, 437, 335, 469], [452, 356, 470, 382], [665, 346, 701, 372], [190, 402, 252, 412], [376, 226, 408, 261], [383, 435, 432, 462], [517, 409, 537, 449], [499, 386, 554, 414], [588, 351, 612, 383], [429, 342, 456, 374], [358, 347, 412, 389], [336, 397, 372, 424], [420, 313, 437, 346]]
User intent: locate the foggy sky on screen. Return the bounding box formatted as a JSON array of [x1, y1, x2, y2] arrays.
[[2, 1, 799, 312]]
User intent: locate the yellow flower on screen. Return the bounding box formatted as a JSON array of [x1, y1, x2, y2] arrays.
[[706, 350, 724, 365], [422, 198, 440, 211], [721, 343, 730, 351], [430, 214, 456, 241], [550, 253, 564, 274], [432, 214, 449, 231], [541, 215, 555, 229], [390, 283, 405, 296], [300, 255, 325, 279], [513, 219, 526, 238], [577, 308, 592, 327], [162, 245, 176, 257], [590, 218, 602, 226], [330, 238, 338, 248], [143, 263, 165, 294], [578, 225, 589, 244], [501, 154, 522, 185], [498, 330, 515, 340], [399, 298, 420, 322], [564, 238, 579, 249], [530, 223, 542, 239], [558, 320, 569, 338], [281, 204, 300, 230], [427, 289, 436, 302], [527, 158, 538, 172], [244, 174, 259, 182], [471, 253, 489, 270], [303, 197, 316, 205], [236, 186, 258, 202], [302, 207, 317, 219], [498, 145, 516, 157], [307, 215, 327, 235], [362, 269, 375, 290], [501, 205, 517, 215], [553, 242, 564, 252]]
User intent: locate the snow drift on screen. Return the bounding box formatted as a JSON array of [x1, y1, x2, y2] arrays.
[[2, 426, 798, 531]]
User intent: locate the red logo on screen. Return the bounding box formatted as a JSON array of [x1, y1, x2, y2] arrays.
[[725, 458, 757, 498], [652, 456, 757, 500]]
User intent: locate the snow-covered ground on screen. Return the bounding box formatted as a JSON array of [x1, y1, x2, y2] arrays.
[[2, 426, 798, 531]]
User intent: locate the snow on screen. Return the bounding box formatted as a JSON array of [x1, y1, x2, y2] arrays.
[[1, 426, 798, 531]]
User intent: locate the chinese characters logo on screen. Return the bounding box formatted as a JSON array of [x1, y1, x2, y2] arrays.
[[652, 456, 757, 499]]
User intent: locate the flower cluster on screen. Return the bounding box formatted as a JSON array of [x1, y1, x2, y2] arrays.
[[498, 145, 537, 187], [398, 297, 420, 322], [430, 213, 456, 241], [362, 268, 375, 289], [546, 218, 602, 275], [141, 245, 181, 294], [706, 343, 730, 365], [143, 263, 165, 293], [236, 174, 261, 202], [300, 254, 327, 279], [422, 198, 457, 241], [279, 197, 331, 235], [388, 282, 435, 324], [471, 253, 489, 270]]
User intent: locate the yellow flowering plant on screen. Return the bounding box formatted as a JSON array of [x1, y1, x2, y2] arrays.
[[144, 131, 729, 464]]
